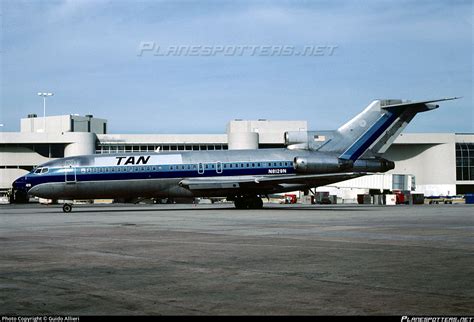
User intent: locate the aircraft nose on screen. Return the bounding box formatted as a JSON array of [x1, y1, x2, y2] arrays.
[[12, 176, 27, 190], [12, 175, 31, 203]]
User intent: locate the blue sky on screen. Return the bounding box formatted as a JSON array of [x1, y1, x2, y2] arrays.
[[1, 0, 472, 134]]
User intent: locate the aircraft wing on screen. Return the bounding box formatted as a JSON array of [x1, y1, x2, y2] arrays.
[[179, 172, 368, 192]]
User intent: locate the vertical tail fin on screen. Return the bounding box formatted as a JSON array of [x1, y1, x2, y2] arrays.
[[336, 97, 459, 161]]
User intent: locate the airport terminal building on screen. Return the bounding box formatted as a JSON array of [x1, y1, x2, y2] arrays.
[[1, 114, 473, 200]]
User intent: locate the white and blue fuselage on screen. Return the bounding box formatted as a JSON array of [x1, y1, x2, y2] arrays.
[[13, 149, 312, 200], [12, 97, 456, 211]]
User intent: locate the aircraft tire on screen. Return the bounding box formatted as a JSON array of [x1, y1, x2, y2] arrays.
[[234, 196, 263, 209], [256, 197, 263, 209], [62, 203, 73, 213], [13, 190, 29, 204], [234, 198, 246, 209], [249, 197, 263, 209]]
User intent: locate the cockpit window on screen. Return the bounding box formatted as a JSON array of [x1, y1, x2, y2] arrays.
[[33, 167, 49, 174]]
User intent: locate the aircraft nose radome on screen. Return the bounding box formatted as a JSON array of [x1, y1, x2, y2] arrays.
[[12, 176, 26, 189]]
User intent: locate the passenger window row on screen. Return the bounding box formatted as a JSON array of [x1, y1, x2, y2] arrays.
[[75, 161, 292, 173]]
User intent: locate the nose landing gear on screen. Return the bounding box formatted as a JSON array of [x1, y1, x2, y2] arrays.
[[10, 189, 29, 203]]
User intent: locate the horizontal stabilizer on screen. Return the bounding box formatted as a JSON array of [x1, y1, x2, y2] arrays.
[[381, 97, 461, 111]]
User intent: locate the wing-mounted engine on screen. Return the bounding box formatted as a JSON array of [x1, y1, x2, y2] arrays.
[[293, 154, 352, 174]]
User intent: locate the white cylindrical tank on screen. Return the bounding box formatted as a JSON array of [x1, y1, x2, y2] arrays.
[[64, 133, 96, 157], [227, 131, 259, 150]]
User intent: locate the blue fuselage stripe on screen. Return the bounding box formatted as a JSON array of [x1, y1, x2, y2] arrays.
[[24, 162, 295, 188], [340, 111, 399, 161]]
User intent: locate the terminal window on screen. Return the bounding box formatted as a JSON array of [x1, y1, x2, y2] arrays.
[[456, 143, 474, 181], [96, 144, 228, 153]]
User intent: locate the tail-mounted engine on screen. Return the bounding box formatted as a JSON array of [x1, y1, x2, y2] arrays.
[[352, 158, 395, 172], [293, 155, 352, 174], [284, 131, 309, 149], [284, 131, 336, 150], [293, 155, 395, 174]]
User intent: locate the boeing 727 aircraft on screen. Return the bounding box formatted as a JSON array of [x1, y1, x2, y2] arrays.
[[12, 97, 458, 212]]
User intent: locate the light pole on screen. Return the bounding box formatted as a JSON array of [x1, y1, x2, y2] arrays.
[[37, 92, 54, 132]]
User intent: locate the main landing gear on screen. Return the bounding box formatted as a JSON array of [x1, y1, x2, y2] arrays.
[[10, 189, 29, 204], [62, 203, 73, 213], [234, 196, 263, 209]]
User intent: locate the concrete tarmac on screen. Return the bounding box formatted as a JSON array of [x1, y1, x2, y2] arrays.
[[0, 203, 473, 315]]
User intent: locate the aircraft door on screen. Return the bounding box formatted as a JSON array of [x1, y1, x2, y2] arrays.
[[65, 160, 77, 183], [198, 163, 204, 174], [216, 162, 223, 174]]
